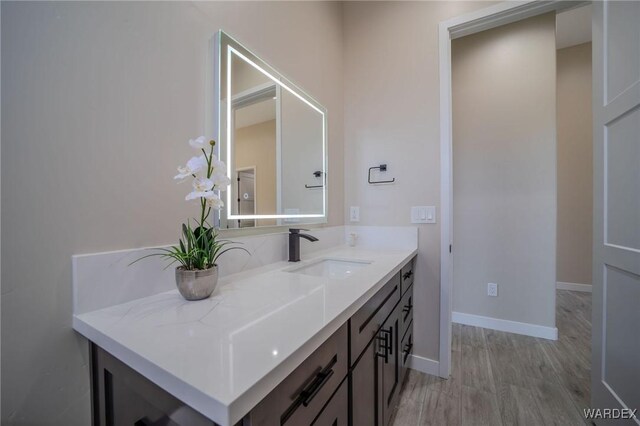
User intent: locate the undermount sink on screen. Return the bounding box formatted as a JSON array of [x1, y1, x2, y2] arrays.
[[286, 258, 372, 279]]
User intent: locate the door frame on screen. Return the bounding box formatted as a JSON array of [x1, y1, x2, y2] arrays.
[[236, 166, 257, 228], [236, 166, 257, 215], [437, 0, 587, 378]]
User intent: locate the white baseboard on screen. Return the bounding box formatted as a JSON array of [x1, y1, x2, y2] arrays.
[[556, 281, 592, 292], [409, 355, 442, 377], [452, 311, 558, 340]]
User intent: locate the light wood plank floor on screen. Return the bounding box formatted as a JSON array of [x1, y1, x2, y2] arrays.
[[392, 290, 591, 426]]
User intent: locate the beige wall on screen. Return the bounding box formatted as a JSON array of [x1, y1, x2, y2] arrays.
[[1, 2, 344, 423], [451, 13, 557, 327], [557, 42, 593, 285], [235, 119, 277, 226], [343, 1, 496, 361]]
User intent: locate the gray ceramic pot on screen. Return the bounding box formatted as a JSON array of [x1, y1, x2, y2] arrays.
[[175, 265, 219, 301]]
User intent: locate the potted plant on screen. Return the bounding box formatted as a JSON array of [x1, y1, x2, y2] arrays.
[[134, 136, 248, 301]]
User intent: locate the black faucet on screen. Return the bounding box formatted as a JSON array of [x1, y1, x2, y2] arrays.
[[288, 228, 319, 262]]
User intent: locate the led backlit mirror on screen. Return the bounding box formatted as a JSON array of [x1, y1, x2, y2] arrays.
[[215, 31, 327, 229]]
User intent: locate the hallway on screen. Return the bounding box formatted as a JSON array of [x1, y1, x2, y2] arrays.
[[392, 290, 592, 425]]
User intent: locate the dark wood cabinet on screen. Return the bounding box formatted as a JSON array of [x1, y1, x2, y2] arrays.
[[90, 256, 416, 426], [350, 257, 415, 426], [90, 344, 215, 426]]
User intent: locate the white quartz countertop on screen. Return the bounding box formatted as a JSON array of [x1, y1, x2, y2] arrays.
[[73, 245, 417, 425]]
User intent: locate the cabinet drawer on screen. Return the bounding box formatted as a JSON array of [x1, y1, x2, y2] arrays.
[[400, 257, 415, 295], [247, 323, 348, 426], [400, 320, 413, 378], [399, 283, 413, 340], [310, 379, 348, 426], [350, 273, 401, 366]]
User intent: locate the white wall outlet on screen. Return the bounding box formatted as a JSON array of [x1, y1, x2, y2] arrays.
[[411, 206, 436, 224], [350, 206, 360, 222], [488, 282, 498, 297]]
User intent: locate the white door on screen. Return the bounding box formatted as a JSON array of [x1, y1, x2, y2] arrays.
[[592, 1, 640, 424]]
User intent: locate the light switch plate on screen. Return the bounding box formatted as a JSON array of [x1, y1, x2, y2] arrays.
[[350, 206, 360, 222], [488, 283, 498, 297], [411, 206, 436, 224]]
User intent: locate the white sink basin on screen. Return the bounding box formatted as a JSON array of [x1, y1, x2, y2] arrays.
[[286, 258, 372, 279]]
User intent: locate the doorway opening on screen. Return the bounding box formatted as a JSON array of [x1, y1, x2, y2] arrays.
[[438, 0, 593, 379]]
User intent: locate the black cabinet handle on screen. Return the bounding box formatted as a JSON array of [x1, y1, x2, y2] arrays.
[[403, 298, 413, 320], [376, 329, 389, 362], [281, 355, 337, 424], [403, 341, 413, 364], [301, 355, 336, 407], [403, 270, 413, 280], [377, 328, 392, 363], [301, 368, 335, 407]]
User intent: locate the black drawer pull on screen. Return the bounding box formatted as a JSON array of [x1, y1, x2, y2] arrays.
[[301, 368, 334, 407], [403, 299, 413, 320], [281, 355, 337, 424], [402, 270, 413, 280], [403, 341, 413, 363]]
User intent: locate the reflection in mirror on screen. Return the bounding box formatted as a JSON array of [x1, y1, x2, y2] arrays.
[[216, 31, 327, 229]]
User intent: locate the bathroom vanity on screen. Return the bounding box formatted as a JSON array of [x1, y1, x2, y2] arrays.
[[72, 30, 419, 426], [74, 243, 416, 426]]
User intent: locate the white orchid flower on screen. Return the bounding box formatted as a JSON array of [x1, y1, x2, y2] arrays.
[[185, 190, 216, 201], [174, 155, 207, 180], [188, 136, 208, 150], [185, 190, 224, 210], [192, 176, 214, 192], [212, 173, 231, 190], [206, 195, 224, 210], [211, 157, 227, 175]]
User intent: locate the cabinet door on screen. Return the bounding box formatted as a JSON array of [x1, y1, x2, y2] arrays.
[[380, 308, 401, 426], [90, 344, 213, 426], [351, 337, 382, 426]]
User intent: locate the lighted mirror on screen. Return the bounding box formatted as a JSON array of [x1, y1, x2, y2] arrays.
[[215, 31, 327, 229]]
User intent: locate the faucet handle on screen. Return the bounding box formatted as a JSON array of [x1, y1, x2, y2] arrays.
[[289, 228, 310, 234]]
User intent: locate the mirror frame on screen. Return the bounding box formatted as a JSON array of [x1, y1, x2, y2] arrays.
[[213, 30, 328, 227]]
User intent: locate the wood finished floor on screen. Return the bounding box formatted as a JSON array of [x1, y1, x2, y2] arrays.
[[392, 290, 592, 426]]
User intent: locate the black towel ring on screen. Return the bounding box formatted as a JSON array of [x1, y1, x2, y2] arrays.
[[368, 164, 395, 184]]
